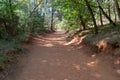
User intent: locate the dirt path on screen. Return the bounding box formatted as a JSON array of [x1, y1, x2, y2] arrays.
[[5, 31, 120, 80]]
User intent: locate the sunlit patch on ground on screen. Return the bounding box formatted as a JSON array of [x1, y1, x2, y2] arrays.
[[32, 33, 67, 46], [117, 70, 120, 74], [64, 38, 78, 45], [76, 45, 84, 49], [91, 73, 101, 78], [73, 64, 81, 71], [57, 62, 61, 66], [87, 60, 98, 67], [46, 37, 66, 41], [64, 78, 69, 80], [50, 78, 54, 80], [41, 60, 48, 63], [56, 59, 61, 66], [114, 58, 120, 65], [91, 54, 96, 58], [42, 43, 54, 47], [33, 37, 46, 42], [6, 31, 120, 80], [64, 36, 86, 46]]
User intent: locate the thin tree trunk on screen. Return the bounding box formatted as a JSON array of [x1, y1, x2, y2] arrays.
[[99, 7, 103, 26], [9, 0, 13, 20], [114, 6, 117, 23], [29, 0, 43, 18], [97, 2, 116, 26], [114, 12, 117, 23], [108, 0, 111, 19], [0, 18, 8, 35], [50, 6, 54, 31], [79, 15, 86, 30], [8, 0, 15, 36], [97, 1, 103, 26], [108, 6, 111, 19], [85, 0, 98, 34], [72, 0, 86, 30], [114, 0, 120, 20]]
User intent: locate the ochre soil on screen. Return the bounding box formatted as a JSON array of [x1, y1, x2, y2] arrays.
[[4, 31, 120, 80]]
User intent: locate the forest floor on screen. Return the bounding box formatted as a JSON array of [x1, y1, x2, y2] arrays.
[[4, 31, 120, 80]]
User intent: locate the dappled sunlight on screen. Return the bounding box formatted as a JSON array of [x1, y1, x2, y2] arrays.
[[36, 35, 66, 41], [116, 69, 120, 74], [87, 60, 98, 67], [50, 78, 69, 80], [42, 43, 54, 47], [32, 33, 67, 47], [56, 59, 61, 66], [91, 73, 102, 78], [76, 36, 86, 45], [67, 49, 72, 52], [33, 37, 46, 42], [113, 57, 120, 75], [57, 62, 61, 66], [91, 54, 96, 58], [114, 57, 120, 65], [50, 78, 54, 80], [64, 36, 85, 46], [1, 0, 120, 78], [15, 31, 120, 80], [41, 60, 48, 63], [65, 37, 79, 45], [46, 37, 66, 41], [72, 64, 81, 71], [64, 78, 69, 80], [76, 45, 84, 49]]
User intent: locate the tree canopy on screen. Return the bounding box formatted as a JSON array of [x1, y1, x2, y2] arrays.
[[0, 0, 120, 36]]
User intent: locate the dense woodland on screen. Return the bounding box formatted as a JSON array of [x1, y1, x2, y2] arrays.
[[0, 0, 120, 75]]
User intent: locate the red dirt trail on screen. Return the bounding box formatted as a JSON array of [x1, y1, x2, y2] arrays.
[[5, 31, 120, 80]]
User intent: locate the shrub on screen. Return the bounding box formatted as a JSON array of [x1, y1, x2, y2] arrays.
[[0, 53, 7, 70]]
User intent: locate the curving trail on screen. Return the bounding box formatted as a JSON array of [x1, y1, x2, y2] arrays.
[[5, 31, 120, 80]]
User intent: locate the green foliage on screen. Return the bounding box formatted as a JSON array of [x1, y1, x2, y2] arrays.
[[0, 0, 48, 42], [81, 22, 120, 54], [98, 22, 120, 33], [0, 39, 26, 70], [82, 34, 94, 43], [0, 52, 7, 70], [27, 13, 45, 33], [0, 0, 120, 71], [0, 0, 47, 71], [0, 53, 7, 64], [53, 0, 96, 32], [0, 39, 26, 53]]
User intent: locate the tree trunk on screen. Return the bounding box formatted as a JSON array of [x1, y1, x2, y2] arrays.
[[113, 9, 117, 23], [108, 5, 111, 19], [108, 0, 111, 19], [85, 0, 98, 34], [114, 0, 120, 20], [50, 6, 54, 31], [9, 0, 13, 19], [72, 0, 86, 30], [0, 18, 8, 35], [79, 15, 86, 30], [113, 2, 117, 23], [97, 2, 116, 26], [99, 7, 103, 26], [97, 1, 103, 26], [8, 0, 15, 36]]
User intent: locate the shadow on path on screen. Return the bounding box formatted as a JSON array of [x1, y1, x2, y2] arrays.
[[5, 31, 120, 80]]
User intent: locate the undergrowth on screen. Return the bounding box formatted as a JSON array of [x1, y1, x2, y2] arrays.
[[0, 38, 26, 71], [82, 22, 120, 55]]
